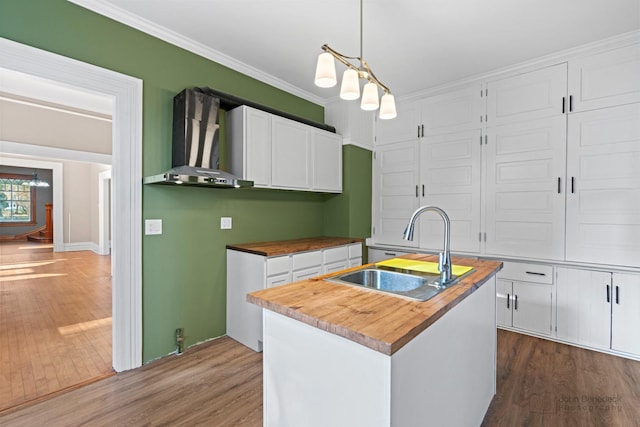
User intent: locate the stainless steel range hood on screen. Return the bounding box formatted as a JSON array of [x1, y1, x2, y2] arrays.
[[143, 89, 253, 189]]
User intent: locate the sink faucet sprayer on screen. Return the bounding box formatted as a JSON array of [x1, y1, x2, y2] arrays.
[[403, 206, 452, 286]]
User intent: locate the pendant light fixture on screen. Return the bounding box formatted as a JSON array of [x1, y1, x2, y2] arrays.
[[29, 171, 50, 188], [314, 0, 397, 119]]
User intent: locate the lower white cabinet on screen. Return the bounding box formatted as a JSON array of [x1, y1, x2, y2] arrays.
[[556, 267, 640, 356], [496, 262, 554, 336], [227, 243, 362, 352]]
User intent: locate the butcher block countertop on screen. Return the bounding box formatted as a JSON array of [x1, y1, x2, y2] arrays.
[[248, 253, 503, 355], [226, 236, 363, 257]]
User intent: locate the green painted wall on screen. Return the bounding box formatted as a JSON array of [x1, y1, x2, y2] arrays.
[[1, 0, 372, 362]]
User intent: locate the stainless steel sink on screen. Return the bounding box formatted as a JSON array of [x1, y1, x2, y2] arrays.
[[326, 266, 469, 301]]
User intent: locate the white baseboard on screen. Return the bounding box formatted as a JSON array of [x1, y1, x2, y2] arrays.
[[63, 241, 107, 255]]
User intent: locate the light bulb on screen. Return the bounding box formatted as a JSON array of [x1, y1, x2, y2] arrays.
[[360, 82, 379, 111], [379, 93, 397, 119], [340, 69, 360, 100], [314, 52, 337, 88]]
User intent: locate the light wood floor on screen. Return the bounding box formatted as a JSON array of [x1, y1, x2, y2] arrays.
[[1, 329, 639, 426], [0, 241, 113, 413]]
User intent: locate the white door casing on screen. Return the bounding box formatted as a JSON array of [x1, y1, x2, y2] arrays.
[[0, 37, 143, 371]]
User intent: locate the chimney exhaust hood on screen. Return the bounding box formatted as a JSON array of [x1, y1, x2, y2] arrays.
[[143, 89, 253, 188]]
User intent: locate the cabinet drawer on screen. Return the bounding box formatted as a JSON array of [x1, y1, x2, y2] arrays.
[[324, 261, 349, 275], [266, 273, 291, 289], [267, 255, 290, 277], [324, 246, 349, 264], [292, 250, 323, 271], [292, 266, 323, 282], [498, 261, 553, 284], [348, 243, 362, 259]]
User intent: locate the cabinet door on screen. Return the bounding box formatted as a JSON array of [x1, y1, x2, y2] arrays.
[[565, 103, 640, 266], [484, 116, 566, 259], [486, 63, 567, 125], [372, 140, 420, 247], [311, 129, 342, 192], [556, 267, 611, 350], [271, 116, 311, 189], [375, 99, 421, 145], [245, 107, 272, 187], [420, 130, 481, 253], [568, 42, 640, 113], [420, 84, 483, 135], [496, 279, 513, 327], [611, 273, 640, 355], [511, 281, 553, 335]]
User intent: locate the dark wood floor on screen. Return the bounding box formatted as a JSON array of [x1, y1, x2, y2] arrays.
[[0, 328, 638, 426], [0, 241, 113, 412]]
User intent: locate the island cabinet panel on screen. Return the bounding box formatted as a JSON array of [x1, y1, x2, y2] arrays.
[[261, 277, 497, 427], [226, 240, 362, 352]]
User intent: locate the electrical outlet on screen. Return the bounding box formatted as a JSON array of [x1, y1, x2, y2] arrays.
[[220, 217, 232, 229], [145, 219, 162, 235]]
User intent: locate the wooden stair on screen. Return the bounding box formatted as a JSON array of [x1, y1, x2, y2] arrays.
[[26, 203, 53, 243]]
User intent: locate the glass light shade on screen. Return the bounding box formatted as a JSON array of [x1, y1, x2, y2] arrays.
[[339, 69, 360, 100], [314, 52, 337, 88], [360, 82, 379, 111], [379, 93, 397, 119]]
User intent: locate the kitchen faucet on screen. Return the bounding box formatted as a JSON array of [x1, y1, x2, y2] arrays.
[[402, 206, 452, 286]]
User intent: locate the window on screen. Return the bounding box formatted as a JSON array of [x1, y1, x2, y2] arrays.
[[0, 174, 37, 225]]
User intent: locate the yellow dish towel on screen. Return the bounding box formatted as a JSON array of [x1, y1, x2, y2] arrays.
[[375, 258, 473, 276]]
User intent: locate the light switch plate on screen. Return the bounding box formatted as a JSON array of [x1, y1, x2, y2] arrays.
[[145, 219, 163, 235], [220, 217, 232, 229]]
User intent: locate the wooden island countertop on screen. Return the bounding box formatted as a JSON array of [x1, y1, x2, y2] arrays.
[[248, 253, 502, 355]]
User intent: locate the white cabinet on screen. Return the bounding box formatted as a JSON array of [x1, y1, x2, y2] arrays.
[[227, 243, 362, 351], [228, 106, 271, 186], [556, 267, 640, 357], [568, 42, 640, 113], [324, 98, 374, 150], [486, 64, 567, 125], [311, 128, 343, 192], [420, 129, 482, 253], [228, 105, 342, 193], [484, 116, 567, 259], [496, 262, 554, 336], [611, 273, 640, 355], [374, 98, 421, 145], [372, 140, 420, 247], [271, 116, 310, 190], [367, 247, 413, 263], [565, 103, 640, 266], [420, 84, 484, 135]]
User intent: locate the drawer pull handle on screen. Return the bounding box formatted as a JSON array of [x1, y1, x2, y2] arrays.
[[514, 295, 518, 311], [384, 252, 397, 256], [525, 271, 546, 276], [506, 293, 510, 309], [606, 285, 610, 303], [616, 285, 619, 304]]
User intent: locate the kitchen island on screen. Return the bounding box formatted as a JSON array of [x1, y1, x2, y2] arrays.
[[248, 254, 503, 427]]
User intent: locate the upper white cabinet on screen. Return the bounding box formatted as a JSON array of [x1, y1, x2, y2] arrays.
[[421, 84, 484, 135], [484, 116, 567, 260], [375, 98, 421, 145], [568, 42, 640, 113], [565, 103, 640, 266], [228, 105, 342, 193], [311, 129, 343, 192], [486, 63, 567, 125], [420, 130, 482, 253], [271, 116, 311, 190], [372, 140, 420, 247]]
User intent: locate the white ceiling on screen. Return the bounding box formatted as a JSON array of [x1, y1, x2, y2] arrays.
[[72, 0, 639, 104]]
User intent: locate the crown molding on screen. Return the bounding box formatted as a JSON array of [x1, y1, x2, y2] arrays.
[[67, 0, 325, 106]]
